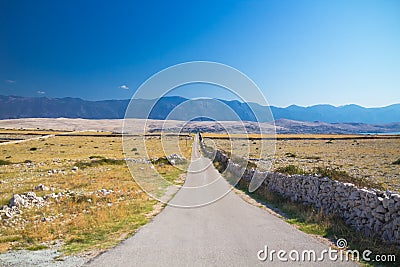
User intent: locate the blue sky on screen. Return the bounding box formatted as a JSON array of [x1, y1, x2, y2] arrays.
[[0, 0, 399, 107]]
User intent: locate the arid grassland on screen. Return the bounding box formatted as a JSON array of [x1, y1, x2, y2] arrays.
[[203, 134, 400, 192], [0, 130, 192, 254]]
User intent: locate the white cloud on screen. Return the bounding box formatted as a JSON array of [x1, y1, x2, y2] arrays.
[[5, 80, 16, 83], [119, 84, 129, 90], [36, 90, 46, 94]]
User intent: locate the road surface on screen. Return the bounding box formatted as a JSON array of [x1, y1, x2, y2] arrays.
[[87, 135, 356, 266]]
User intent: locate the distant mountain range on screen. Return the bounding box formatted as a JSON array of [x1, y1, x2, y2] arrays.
[[1, 95, 399, 124]]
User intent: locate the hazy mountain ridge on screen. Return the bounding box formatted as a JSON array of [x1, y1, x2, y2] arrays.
[[270, 103, 400, 124], [0, 95, 399, 124]]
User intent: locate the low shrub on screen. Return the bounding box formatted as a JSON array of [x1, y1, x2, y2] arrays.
[[151, 156, 171, 166], [89, 155, 105, 159], [304, 156, 321, 160], [276, 165, 306, 175], [75, 158, 125, 169], [0, 159, 12, 165], [315, 166, 384, 190]]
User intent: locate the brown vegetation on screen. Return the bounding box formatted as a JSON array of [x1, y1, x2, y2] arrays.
[[0, 130, 192, 253]]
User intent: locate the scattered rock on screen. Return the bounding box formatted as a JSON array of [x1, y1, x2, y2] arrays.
[[41, 216, 55, 222], [35, 184, 49, 191], [47, 169, 66, 175], [10, 194, 26, 207], [97, 189, 114, 196], [167, 153, 187, 165], [0, 186, 122, 229]]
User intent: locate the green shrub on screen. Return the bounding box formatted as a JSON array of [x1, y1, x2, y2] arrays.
[[315, 166, 350, 181], [151, 157, 171, 165], [315, 166, 384, 190], [276, 165, 306, 175], [89, 155, 105, 159], [75, 158, 125, 169], [0, 159, 12, 165]]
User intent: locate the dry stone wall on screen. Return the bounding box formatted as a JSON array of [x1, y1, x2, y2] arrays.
[[200, 139, 400, 245]]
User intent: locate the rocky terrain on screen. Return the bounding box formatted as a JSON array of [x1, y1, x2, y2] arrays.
[[1, 118, 400, 134], [0, 186, 116, 227]]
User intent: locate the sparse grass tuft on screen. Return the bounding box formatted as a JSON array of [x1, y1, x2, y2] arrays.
[[0, 235, 22, 243], [26, 244, 49, 251], [75, 158, 125, 169], [0, 159, 12, 165], [315, 166, 352, 181]]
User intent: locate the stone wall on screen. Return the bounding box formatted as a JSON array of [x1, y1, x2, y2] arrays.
[[200, 138, 400, 245]]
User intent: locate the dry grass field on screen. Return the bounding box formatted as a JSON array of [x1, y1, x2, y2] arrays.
[[0, 130, 192, 254], [203, 134, 400, 192]]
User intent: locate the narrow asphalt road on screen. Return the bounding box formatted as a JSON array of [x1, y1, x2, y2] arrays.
[[87, 135, 357, 266]]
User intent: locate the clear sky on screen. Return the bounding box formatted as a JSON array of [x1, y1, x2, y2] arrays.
[[1, 0, 399, 107]]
